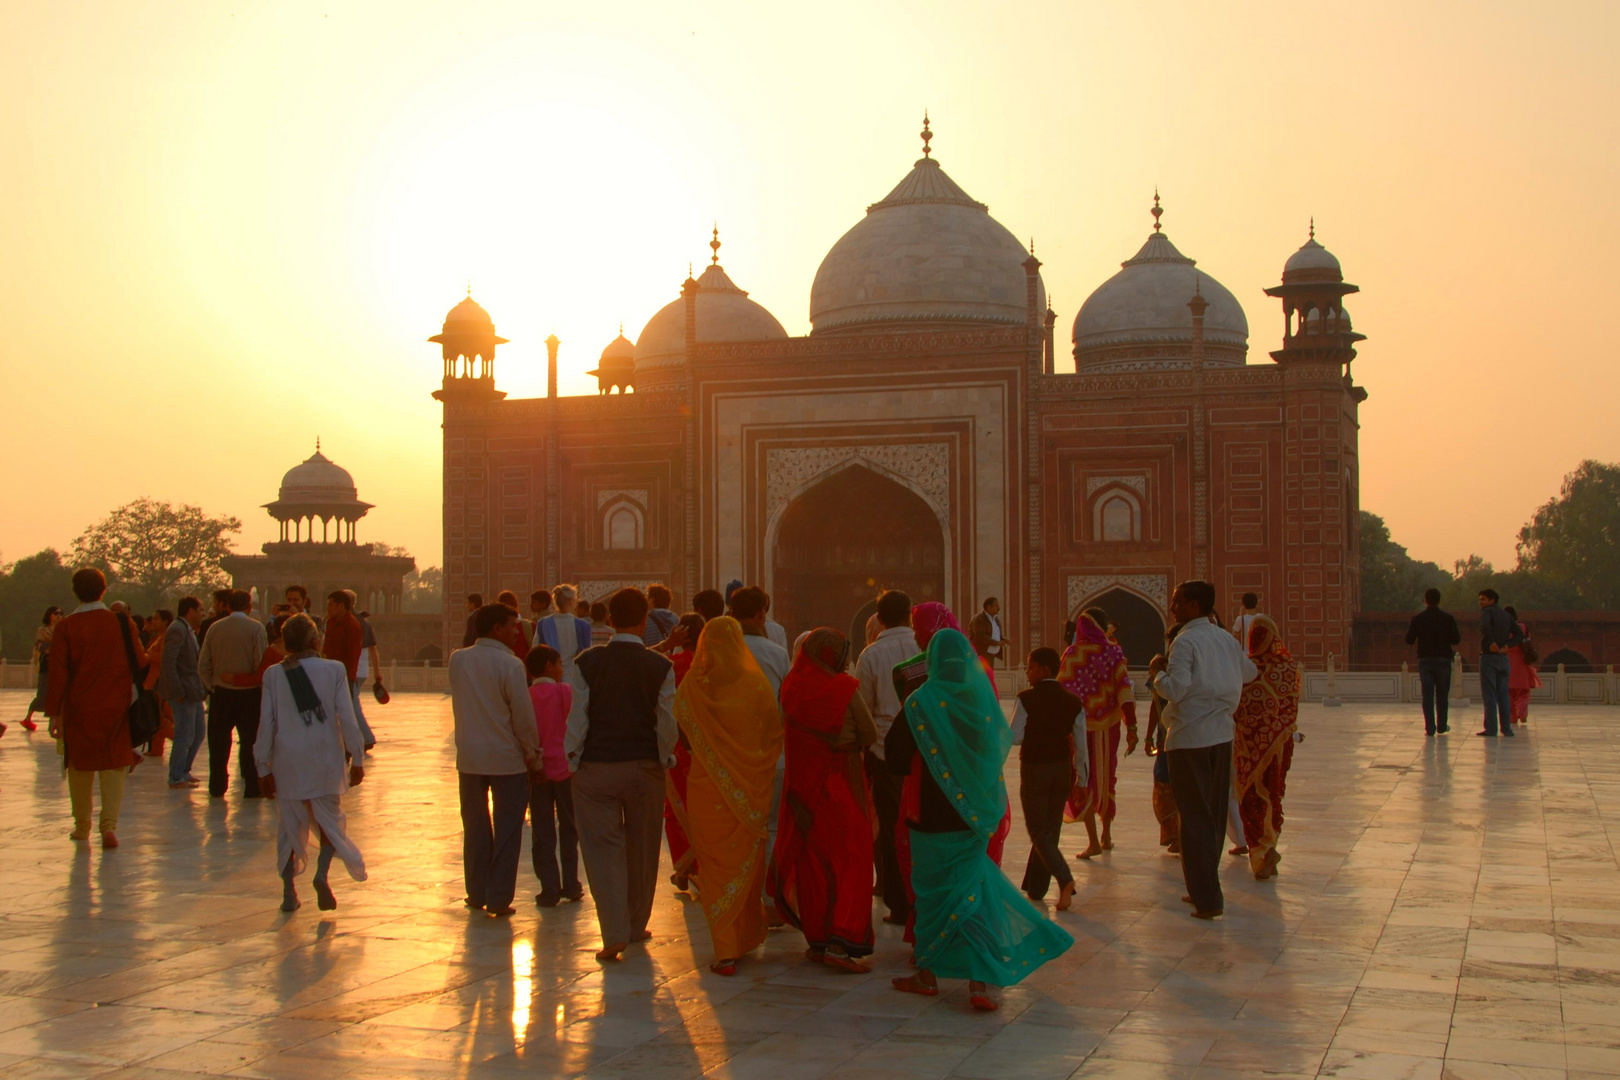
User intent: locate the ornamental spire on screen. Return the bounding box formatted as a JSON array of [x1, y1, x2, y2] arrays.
[[920, 111, 932, 158], [1151, 189, 1163, 233], [1309, 216, 1316, 241], [710, 222, 721, 266]]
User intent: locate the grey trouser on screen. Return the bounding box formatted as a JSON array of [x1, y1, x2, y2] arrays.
[[1019, 759, 1076, 899], [573, 759, 665, 948]]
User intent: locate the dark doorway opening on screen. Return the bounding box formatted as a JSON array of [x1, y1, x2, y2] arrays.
[[1076, 588, 1166, 668], [1540, 648, 1592, 673]]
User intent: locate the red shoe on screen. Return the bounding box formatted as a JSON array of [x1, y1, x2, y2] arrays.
[[20, 718, 38, 732], [970, 991, 999, 1011]]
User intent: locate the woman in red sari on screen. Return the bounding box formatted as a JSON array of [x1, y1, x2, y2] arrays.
[[1056, 608, 1137, 859], [663, 613, 706, 891], [1233, 615, 1300, 881], [769, 628, 877, 971]]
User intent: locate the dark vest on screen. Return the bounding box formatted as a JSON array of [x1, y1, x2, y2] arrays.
[[1017, 680, 1084, 765], [576, 641, 672, 763]]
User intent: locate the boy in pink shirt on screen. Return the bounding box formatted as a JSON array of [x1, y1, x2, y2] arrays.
[[526, 646, 582, 906]]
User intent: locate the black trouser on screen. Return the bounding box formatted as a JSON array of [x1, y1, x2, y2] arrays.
[[866, 750, 908, 918], [1167, 741, 1232, 915], [459, 772, 530, 911], [1020, 759, 1076, 899], [530, 776, 581, 897], [207, 687, 262, 798], [1418, 658, 1452, 733]]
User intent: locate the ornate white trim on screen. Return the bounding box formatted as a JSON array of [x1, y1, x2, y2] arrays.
[[1086, 473, 1148, 497], [1066, 574, 1169, 614], [575, 579, 649, 602], [596, 488, 649, 509], [765, 444, 949, 525]]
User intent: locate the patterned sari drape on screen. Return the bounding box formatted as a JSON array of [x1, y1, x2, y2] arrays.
[[1057, 614, 1134, 824], [1233, 615, 1300, 875]]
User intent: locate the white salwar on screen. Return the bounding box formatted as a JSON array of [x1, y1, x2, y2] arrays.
[[254, 657, 368, 881]]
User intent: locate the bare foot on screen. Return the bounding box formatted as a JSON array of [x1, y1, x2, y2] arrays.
[[1076, 843, 1103, 860], [710, 959, 737, 976], [891, 973, 938, 996], [596, 944, 625, 962], [824, 950, 871, 973], [1056, 880, 1076, 912], [1100, 828, 1113, 850]]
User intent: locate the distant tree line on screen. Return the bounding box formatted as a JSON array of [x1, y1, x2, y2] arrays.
[[1361, 460, 1620, 613]]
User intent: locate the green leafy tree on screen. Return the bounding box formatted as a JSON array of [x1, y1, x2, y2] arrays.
[[1358, 511, 1448, 611], [1515, 460, 1620, 608], [0, 549, 75, 661], [71, 498, 241, 609], [1439, 554, 1587, 611]]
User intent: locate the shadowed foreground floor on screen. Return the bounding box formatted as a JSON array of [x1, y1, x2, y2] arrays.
[[0, 689, 1617, 1079]]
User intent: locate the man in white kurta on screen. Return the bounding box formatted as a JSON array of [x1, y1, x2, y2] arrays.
[[255, 635, 367, 913]]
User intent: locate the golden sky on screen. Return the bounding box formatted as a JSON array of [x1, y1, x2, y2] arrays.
[[2, 1, 1615, 574]]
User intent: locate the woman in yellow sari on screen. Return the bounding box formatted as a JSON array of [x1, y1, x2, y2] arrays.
[[674, 616, 784, 975]]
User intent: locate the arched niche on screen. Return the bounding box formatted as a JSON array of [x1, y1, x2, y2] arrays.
[[1073, 587, 1166, 668]]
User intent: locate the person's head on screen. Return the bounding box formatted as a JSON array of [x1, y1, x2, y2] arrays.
[[147, 609, 173, 634], [575, 599, 591, 617], [495, 590, 520, 611], [692, 589, 725, 621], [1424, 587, 1442, 607], [729, 586, 769, 626], [1504, 605, 1519, 622], [607, 587, 650, 634], [912, 602, 961, 650], [724, 580, 744, 606], [876, 589, 912, 629], [1105, 621, 1119, 641], [1478, 588, 1499, 608], [1081, 606, 1109, 636], [550, 584, 578, 613], [525, 644, 563, 683], [109, 600, 130, 615], [1025, 647, 1061, 685], [177, 596, 203, 628], [676, 612, 706, 648], [474, 602, 523, 651], [41, 605, 63, 627], [529, 589, 553, 615], [70, 568, 107, 604], [647, 584, 672, 610], [589, 601, 609, 624], [227, 589, 252, 613], [211, 587, 232, 614], [798, 627, 851, 674], [982, 596, 1000, 616], [281, 613, 319, 654], [267, 613, 291, 646], [1169, 580, 1216, 624], [1241, 592, 1259, 611], [326, 589, 352, 618], [285, 584, 309, 612], [466, 593, 483, 613]]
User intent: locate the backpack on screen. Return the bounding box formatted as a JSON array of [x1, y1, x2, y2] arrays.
[[1519, 630, 1539, 668], [116, 614, 163, 750]]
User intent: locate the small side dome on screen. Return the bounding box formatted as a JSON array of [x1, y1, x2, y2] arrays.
[[441, 295, 495, 329], [278, 447, 358, 501], [634, 235, 788, 375], [1282, 223, 1344, 284], [588, 329, 637, 394], [599, 331, 635, 362]]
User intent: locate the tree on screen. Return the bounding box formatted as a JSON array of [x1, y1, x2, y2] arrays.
[[1438, 554, 1587, 611], [71, 499, 241, 608], [0, 549, 75, 661], [404, 565, 443, 613], [1358, 511, 1448, 611], [1516, 460, 1620, 608]]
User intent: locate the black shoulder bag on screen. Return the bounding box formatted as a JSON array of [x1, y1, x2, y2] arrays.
[[117, 613, 163, 750]]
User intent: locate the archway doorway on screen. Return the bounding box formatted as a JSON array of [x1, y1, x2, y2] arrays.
[[773, 465, 945, 644], [1075, 588, 1166, 668], [1541, 647, 1592, 673]]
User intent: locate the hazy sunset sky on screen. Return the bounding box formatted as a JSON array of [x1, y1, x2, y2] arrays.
[[2, 1, 1615, 574]]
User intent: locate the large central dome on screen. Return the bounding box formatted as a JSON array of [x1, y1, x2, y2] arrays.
[[809, 122, 1043, 335]]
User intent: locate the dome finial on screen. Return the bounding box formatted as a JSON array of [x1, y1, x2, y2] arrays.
[[1151, 189, 1163, 233], [710, 222, 721, 266], [920, 111, 933, 158], [1309, 216, 1315, 241], [1029, 237, 1036, 255], [315, 436, 321, 453], [466, 280, 471, 298]]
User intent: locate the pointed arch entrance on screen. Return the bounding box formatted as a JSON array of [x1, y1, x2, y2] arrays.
[[1075, 587, 1166, 668], [772, 465, 946, 641]]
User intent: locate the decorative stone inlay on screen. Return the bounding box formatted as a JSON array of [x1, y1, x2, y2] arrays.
[[597, 488, 649, 509], [1085, 474, 1148, 498], [765, 444, 950, 524], [576, 580, 648, 602], [1066, 574, 1169, 614]]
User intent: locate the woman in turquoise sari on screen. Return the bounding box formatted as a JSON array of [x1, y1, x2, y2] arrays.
[[890, 629, 1073, 1010]]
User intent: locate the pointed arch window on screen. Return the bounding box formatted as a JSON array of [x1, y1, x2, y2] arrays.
[[1092, 488, 1142, 542], [602, 499, 645, 550]]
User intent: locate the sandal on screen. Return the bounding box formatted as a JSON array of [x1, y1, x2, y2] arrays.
[[891, 974, 938, 996], [969, 992, 999, 1011], [710, 959, 737, 976], [823, 950, 871, 974]]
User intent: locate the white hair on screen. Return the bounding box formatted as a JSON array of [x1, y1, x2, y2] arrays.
[[552, 583, 578, 607]]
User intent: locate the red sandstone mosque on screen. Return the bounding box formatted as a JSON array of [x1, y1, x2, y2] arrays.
[[430, 120, 1366, 666]]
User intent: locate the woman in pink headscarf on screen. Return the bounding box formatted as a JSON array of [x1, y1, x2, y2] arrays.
[[1057, 607, 1137, 859], [886, 603, 1011, 946]]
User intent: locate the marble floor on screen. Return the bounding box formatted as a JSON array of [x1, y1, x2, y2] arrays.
[[1, 689, 1617, 1080]]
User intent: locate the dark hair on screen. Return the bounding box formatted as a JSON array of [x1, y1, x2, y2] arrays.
[[467, 593, 483, 607], [496, 590, 520, 610], [608, 587, 650, 629], [282, 613, 318, 653], [327, 589, 353, 610], [1082, 606, 1108, 629], [692, 589, 725, 621], [285, 584, 308, 600], [153, 609, 174, 625], [1504, 605, 1518, 621], [1424, 587, 1442, 606], [876, 590, 912, 628], [1479, 588, 1499, 603], [41, 605, 62, 626], [529, 589, 552, 609], [983, 596, 998, 609], [213, 588, 233, 605], [78, 581, 109, 608], [730, 585, 769, 621], [228, 589, 252, 612], [177, 596, 202, 618], [474, 602, 518, 638], [589, 601, 609, 622], [647, 583, 673, 609], [1241, 592, 1258, 608], [1175, 580, 1216, 616], [268, 613, 290, 643], [525, 645, 562, 679], [677, 612, 706, 643], [1063, 619, 1076, 644], [70, 568, 107, 603], [1027, 647, 1061, 674]]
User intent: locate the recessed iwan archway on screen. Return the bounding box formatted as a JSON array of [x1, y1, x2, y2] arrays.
[[770, 464, 946, 640]]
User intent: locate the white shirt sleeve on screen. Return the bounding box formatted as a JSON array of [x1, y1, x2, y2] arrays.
[[1009, 698, 1029, 744], [564, 663, 591, 768], [655, 669, 678, 767], [1073, 714, 1090, 788]]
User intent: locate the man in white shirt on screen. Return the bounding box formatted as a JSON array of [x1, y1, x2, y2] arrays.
[[854, 589, 919, 922], [1147, 580, 1257, 920], [1231, 592, 1261, 649], [729, 586, 790, 697]]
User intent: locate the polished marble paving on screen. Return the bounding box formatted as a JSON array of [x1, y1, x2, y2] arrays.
[[1, 688, 1618, 1079]]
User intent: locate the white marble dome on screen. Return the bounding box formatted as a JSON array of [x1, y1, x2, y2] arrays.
[[634, 262, 788, 374], [809, 148, 1043, 335], [1282, 233, 1344, 283], [278, 447, 359, 502], [1072, 223, 1248, 371]]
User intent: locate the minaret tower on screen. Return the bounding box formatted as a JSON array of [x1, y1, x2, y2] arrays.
[[1264, 220, 1365, 379]]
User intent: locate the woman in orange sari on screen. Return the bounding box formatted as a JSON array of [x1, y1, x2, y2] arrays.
[[675, 615, 783, 975], [1057, 608, 1137, 859], [1233, 615, 1299, 881]]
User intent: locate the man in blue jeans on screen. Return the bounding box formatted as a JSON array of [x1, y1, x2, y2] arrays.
[[1406, 588, 1460, 735], [159, 596, 209, 787], [1476, 588, 1521, 738]]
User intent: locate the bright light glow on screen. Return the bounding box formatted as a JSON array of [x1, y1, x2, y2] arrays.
[[511, 939, 533, 1033]]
